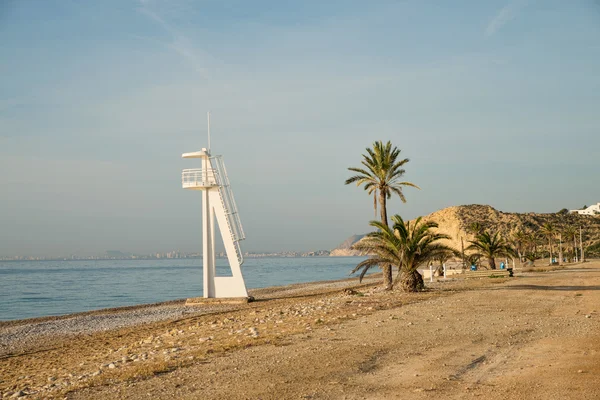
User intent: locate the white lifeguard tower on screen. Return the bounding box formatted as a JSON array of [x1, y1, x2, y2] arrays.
[[181, 127, 249, 299]]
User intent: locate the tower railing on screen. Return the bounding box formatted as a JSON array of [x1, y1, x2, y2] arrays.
[[182, 168, 217, 188], [210, 156, 245, 265]]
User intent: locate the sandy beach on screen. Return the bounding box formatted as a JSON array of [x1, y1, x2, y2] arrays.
[[2, 262, 600, 399]]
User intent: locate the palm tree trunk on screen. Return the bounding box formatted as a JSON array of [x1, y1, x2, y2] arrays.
[[399, 269, 424, 292], [379, 191, 393, 290], [488, 257, 496, 270], [580, 227, 585, 262], [548, 238, 553, 265], [435, 260, 444, 276], [379, 191, 388, 227], [558, 234, 562, 266], [373, 192, 377, 219]]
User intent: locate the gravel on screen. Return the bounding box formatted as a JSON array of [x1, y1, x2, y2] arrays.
[[0, 275, 379, 356]]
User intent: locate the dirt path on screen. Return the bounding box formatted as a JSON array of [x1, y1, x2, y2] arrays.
[[2, 264, 600, 399]]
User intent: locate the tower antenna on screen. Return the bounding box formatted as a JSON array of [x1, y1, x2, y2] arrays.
[[207, 111, 211, 153]]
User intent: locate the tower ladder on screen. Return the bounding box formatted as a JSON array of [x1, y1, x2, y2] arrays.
[[210, 155, 245, 265]]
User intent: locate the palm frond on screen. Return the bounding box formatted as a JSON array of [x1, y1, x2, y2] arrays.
[[350, 214, 458, 281]]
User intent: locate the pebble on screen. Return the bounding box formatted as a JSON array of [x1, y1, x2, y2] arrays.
[[0, 304, 210, 353], [108, 363, 116, 369]]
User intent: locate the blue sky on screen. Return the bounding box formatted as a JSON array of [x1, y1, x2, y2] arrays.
[[1, 0, 599, 256]]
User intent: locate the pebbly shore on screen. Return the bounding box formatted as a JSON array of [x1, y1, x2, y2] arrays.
[[0, 275, 379, 358]]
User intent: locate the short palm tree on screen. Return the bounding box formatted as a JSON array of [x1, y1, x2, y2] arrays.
[[466, 230, 514, 270], [351, 215, 456, 292], [345, 141, 420, 289], [468, 222, 484, 235], [434, 251, 453, 277]]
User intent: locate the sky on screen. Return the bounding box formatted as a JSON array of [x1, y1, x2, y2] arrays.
[[1, 0, 599, 257]]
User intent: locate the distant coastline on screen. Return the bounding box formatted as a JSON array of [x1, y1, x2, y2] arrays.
[[0, 250, 334, 262]]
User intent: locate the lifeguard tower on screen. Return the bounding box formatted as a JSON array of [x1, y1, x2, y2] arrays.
[[181, 131, 249, 299]]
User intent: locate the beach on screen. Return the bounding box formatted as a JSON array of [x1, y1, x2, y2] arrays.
[[2, 262, 600, 399]]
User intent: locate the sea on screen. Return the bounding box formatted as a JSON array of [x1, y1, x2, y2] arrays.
[[0, 257, 366, 321]]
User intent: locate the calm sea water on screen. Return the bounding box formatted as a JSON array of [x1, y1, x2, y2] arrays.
[[0, 257, 366, 321]]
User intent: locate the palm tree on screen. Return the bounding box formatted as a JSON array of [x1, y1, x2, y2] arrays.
[[434, 251, 453, 277], [540, 223, 556, 265], [528, 231, 543, 259], [466, 230, 514, 270], [511, 229, 528, 264], [345, 141, 420, 289], [467, 222, 484, 236], [461, 252, 481, 270], [351, 215, 456, 292], [558, 231, 563, 266], [563, 225, 578, 262]]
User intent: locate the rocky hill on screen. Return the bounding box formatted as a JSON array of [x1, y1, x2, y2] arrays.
[[428, 204, 600, 253], [329, 234, 367, 256], [331, 205, 600, 258]]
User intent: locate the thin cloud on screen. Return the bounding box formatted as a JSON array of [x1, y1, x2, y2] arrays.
[[136, 1, 213, 79], [485, 1, 528, 37]]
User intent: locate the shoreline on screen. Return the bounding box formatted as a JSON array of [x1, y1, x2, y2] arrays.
[[1, 261, 591, 331], [0, 274, 383, 357], [0, 273, 378, 328], [2, 262, 599, 399], [0, 256, 369, 323]]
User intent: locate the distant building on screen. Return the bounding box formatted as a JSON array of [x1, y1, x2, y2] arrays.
[[570, 203, 600, 215]]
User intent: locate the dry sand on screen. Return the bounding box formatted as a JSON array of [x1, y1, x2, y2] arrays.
[[1, 262, 600, 399]]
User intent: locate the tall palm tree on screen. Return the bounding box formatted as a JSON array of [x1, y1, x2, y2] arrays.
[[351, 215, 456, 292], [511, 229, 528, 264], [466, 230, 514, 270], [523, 230, 541, 264], [531, 231, 544, 258], [345, 141, 420, 289], [540, 223, 556, 265], [563, 225, 578, 262]]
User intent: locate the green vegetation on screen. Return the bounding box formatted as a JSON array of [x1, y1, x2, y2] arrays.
[[466, 230, 515, 270], [351, 215, 456, 292], [345, 140, 419, 290], [586, 241, 600, 257], [344, 144, 599, 290]]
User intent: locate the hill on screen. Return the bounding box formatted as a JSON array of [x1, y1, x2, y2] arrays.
[[331, 205, 600, 258], [329, 234, 367, 256]]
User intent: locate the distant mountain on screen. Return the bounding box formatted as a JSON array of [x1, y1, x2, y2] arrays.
[[330, 234, 367, 256], [331, 205, 600, 258]]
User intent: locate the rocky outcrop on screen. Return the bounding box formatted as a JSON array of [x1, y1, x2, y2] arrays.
[[330, 234, 367, 256]]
